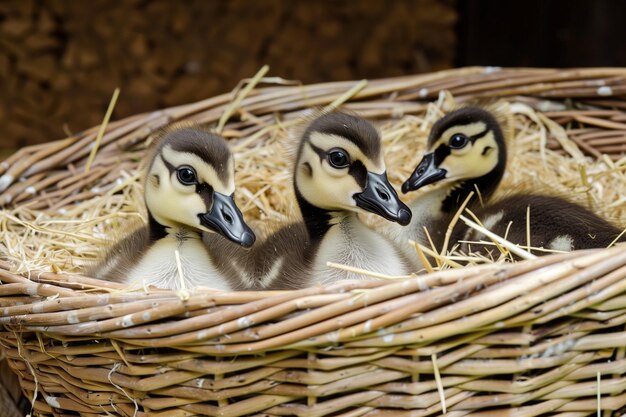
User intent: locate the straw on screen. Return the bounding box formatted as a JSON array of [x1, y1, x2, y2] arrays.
[[459, 214, 537, 260], [216, 65, 270, 133], [85, 88, 120, 173]]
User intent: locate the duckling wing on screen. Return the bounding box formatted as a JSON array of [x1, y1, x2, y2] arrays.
[[254, 222, 313, 290], [458, 194, 624, 257], [205, 222, 313, 290], [87, 225, 151, 282]]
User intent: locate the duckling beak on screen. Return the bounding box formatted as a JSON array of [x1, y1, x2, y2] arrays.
[[199, 192, 256, 248], [354, 172, 412, 226], [402, 153, 447, 193]]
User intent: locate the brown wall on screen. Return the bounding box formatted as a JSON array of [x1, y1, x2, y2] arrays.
[[0, 0, 457, 151]]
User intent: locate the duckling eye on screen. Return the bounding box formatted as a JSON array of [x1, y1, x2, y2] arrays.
[[327, 149, 350, 169], [449, 134, 469, 149], [176, 166, 197, 185]]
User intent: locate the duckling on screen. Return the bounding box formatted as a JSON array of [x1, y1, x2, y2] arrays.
[[90, 126, 256, 290], [230, 112, 413, 289], [396, 106, 624, 259]]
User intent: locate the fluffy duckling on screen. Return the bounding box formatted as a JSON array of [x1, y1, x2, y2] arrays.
[[397, 106, 624, 258], [91, 126, 255, 290], [233, 112, 413, 289]]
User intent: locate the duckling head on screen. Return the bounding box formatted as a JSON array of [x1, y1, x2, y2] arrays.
[[294, 112, 411, 226], [402, 106, 507, 198], [144, 127, 255, 248]]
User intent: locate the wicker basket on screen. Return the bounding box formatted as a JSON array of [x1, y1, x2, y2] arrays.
[[1, 67, 626, 417]]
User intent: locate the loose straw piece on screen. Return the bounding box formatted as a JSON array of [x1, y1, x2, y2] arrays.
[[108, 363, 138, 417], [464, 209, 507, 257], [526, 206, 531, 252], [217, 65, 270, 133], [579, 164, 594, 209], [174, 249, 189, 301], [459, 215, 537, 260], [440, 191, 474, 258], [110, 339, 131, 368], [608, 228, 626, 248], [431, 353, 446, 414], [408, 240, 464, 269], [422, 226, 442, 269], [412, 239, 434, 273], [473, 184, 484, 207], [85, 88, 120, 173], [323, 79, 368, 112], [326, 261, 412, 280]]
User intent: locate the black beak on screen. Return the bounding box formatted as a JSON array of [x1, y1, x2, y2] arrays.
[[199, 192, 256, 248], [354, 172, 412, 226], [401, 153, 447, 194]]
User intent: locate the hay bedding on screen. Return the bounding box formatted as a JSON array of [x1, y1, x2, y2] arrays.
[[0, 67, 625, 416]]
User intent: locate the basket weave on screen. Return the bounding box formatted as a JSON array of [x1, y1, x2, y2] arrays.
[[1, 67, 626, 417]]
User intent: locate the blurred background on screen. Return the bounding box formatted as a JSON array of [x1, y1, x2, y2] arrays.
[[1, 0, 625, 153]]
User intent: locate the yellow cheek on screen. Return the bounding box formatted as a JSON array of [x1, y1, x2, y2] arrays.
[[451, 144, 474, 156], [321, 162, 349, 178], [147, 184, 206, 229], [441, 149, 498, 181], [170, 176, 197, 194], [297, 167, 360, 210]]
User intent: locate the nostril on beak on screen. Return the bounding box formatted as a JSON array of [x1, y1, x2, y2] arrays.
[[376, 187, 390, 201]]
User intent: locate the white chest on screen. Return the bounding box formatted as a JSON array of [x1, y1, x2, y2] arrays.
[[312, 217, 410, 285], [385, 188, 448, 267], [126, 236, 231, 291]]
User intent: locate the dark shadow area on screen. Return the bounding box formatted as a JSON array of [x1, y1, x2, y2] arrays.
[[456, 0, 626, 68]]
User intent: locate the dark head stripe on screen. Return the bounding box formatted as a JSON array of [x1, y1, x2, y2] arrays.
[[348, 160, 367, 188], [195, 182, 214, 211], [160, 154, 176, 173], [304, 112, 381, 161], [428, 107, 503, 149], [432, 127, 490, 166], [306, 141, 367, 187], [307, 142, 327, 161], [469, 128, 490, 143], [154, 127, 232, 183], [433, 144, 451, 165], [159, 153, 215, 211]]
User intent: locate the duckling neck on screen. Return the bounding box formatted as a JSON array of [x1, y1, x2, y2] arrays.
[[441, 170, 503, 215], [148, 214, 167, 241], [148, 214, 200, 242], [295, 188, 333, 244]]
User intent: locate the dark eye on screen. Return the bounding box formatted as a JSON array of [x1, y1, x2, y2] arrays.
[[449, 134, 469, 149], [327, 149, 350, 168], [176, 166, 197, 185]]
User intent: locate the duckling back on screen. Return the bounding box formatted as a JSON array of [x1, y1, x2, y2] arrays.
[[88, 223, 150, 284], [457, 194, 624, 257], [206, 221, 315, 290]]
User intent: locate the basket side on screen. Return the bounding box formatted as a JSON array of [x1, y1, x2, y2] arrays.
[[0, 358, 28, 417]]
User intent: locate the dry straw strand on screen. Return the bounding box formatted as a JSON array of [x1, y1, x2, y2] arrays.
[[217, 65, 270, 133], [85, 88, 120, 173], [459, 214, 537, 260]]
